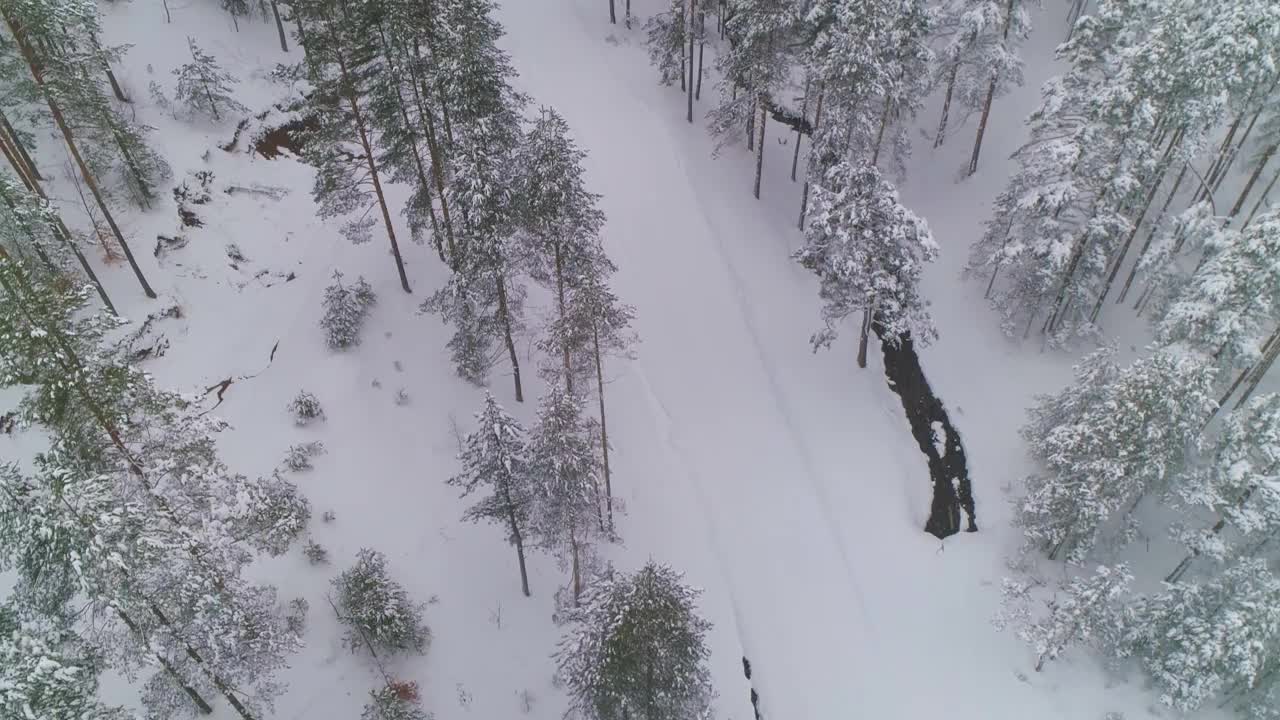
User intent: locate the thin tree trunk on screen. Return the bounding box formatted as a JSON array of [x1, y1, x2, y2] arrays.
[[496, 274, 523, 402], [1228, 144, 1276, 222], [791, 75, 810, 181], [797, 88, 824, 230], [626, 0, 632, 27], [0, 109, 41, 180], [0, 125, 36, 190], [113, 607, 214, 714], [1245, 164, 1279, 228], [380, 29, 443, 262], [610, 0, 616, 24], [968, 78, 997, 176], [935, 63, 958, 149], [695, 9, 705, 101], [1064, 0, 1085, 40], [871, 97, 891, 167], [410, 39, 457, 265], [502, 487, 531, 597], [1211, 102, 1268, 197], [4, 11, 157, 300], [1119, 161, 1188, 303], [570, 525, 582, 605], [164, 0, 172, 23], [753, 101, 766, 199], [1195, 112, 1243, 205], [271, 1, 289, 52], [1238, 330, 1280, 409], [204, 81, 221, 121], [746, 96, 755, 150], [1090, 127, 1182, 320], [687, 0, 696, 123], [593, 327, 613, 530], [335, 47, 411, 293], [555, 243, 572, 392], [856, 307, 872, 369], [96, 43, 129, 102]]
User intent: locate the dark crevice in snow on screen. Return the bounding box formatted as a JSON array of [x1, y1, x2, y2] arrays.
[[875, 325, 978, 539]]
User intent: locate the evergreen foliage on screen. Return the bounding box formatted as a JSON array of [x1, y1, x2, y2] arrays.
[[321, 270, 377, 349], [645, 0, 687, 87], [332, 549, 429, 656], [172, 38, 247, 121]]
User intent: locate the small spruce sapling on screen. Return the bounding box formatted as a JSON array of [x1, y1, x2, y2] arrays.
[[321, 270, 377, 349], [172, 38, 248, 121], [283, 441, 327, 471], [285, 597, 309, 635], [362, 680, 428, 720], [331, 549, 429, 656], [289, 391, 325, 426], [304, 539, 329, 565]]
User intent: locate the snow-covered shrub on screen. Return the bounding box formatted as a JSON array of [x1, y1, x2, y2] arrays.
[[361, 680, 428, 720], [1022, 564, 1132, 672], [232, 474, 311, 556], [394, 388, 410, 406], [285, 597, 309, 635], [332, 549, 429, 655], [322, 510, 337, 523], [321, 270, 377, 350], [304, 539, 329, 565], [283, 441, 326, 471], [172, 38, 247, 121], [289, 391, 325, 426]]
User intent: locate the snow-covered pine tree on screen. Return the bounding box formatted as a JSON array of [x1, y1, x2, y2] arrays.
[[421, 265, 505, 387], [1, 0, 162, 295], [1022, 563, 1131, 671], [540, 251, 636, 531], [331, 549, 429, 656], [451, 392, 536, 596], [172, 37, 247, 121], [793, 161, 938, 368], [555, 562, 715, 720], [362, 680, 429, 720], [646, 0, 688, 88], [708, 0, 795, 197], [930, 0, 1032, 174], [1018, 348, 1218, 564], [0, 600, 129, 720], [528, 384, 603, 604], [1121, 559, 1280, 713], [1167, 394, 1280, 582], [1157, 211, 1280, 380], [294, 0, 412, 292], [518, 107, 606, 392], [321, 270, 378, 349]]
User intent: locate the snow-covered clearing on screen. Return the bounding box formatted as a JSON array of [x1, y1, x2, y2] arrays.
[[5, 0, 1231, 718]]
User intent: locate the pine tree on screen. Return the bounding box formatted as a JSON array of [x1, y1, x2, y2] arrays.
[[555, 562, 715, 720], [793, 161, 938, 368], [362, 681, 429, 720], [295, 0, 412, 292], [1022, 564, 1131, 672], [1018, 348, 1218, 563], [1123, 559, 1280, 712], [528, 385, 603, 604], [321, 270, 378, 349], [451, 393, 536, 596], [646, 0, 688, 88], [518, 107, 606, 392], [421, 264, 505, 387], [331, 549, 429, 656], [172, 38, 248, 121]]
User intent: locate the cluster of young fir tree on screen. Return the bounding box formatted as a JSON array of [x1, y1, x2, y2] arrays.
[[969, 0, 1280, 342], [0, 242, 311, 719]]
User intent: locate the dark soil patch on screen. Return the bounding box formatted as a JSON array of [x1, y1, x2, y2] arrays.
[[875, 324, 978, 539], [254, 115, 318, 159]]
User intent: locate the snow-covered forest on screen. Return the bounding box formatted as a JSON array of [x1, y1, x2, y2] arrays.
[[1, 0, 1278, 719]]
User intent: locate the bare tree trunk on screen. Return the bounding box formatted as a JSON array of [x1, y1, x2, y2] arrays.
[[610, 0, 616, 24], [593, 327, 614, 531], [335, 47, 411, 293], [502, 487, 531, 596], [753, 101, 766, 199], [935, 63, 958, 149], [1119, 161, 1188, 303], [687, 0, 695, 123], [1064, 0, 1086, 40], [0, 109, 42, 180], [968, 79, 997, 176], [410, 39, 458, 265], [4, 12, 157, 300], [797, 88, 824, 230], [555, 243, 573, 392], [1228, 144, 1276, 222], [791, 75, 810, 181], [271, 1, 289, 52], [1238, 330, 1280, 409], [496, 274, 523, 403], [379, 29, 443, 262], [695, 8, 705, 101], [1195, 112, 1243, 205], [626, 0, 632, 27], [91, 32, 129, 103], [112, 607, 214, 714], [570, 525, 582, 605], [871, 97, 891, 167], [856, 307, 872, 369], [163, 0, 172, 22], [746, 97, 755, 150], [1245, 164, 1279, 228]]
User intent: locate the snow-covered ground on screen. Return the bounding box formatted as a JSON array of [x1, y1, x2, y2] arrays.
[[6, 0, 1236, 718]]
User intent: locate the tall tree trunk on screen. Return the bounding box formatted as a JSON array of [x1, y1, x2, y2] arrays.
[[271, 1, 289, 52], [496, 273, 523, 402], [1090, 127, 1183, 320], [967, 79, 997, 176], [203, 81, 221, 121], [752, 101, 766, 199], [870, 97, 891, 167], [1245, 164, 1279, 228], [410, 38, 458, 265], [502, 487, 531, 596], [695, 9, 705, 101], [687, 0, 696, 123], [1119, 161, 1188, 303], [856, 307, 872, 369], [593, 327, 614, 531], [90, 32, 129, 103], [335, 47, 411, 293], [1214, 330, 1277, 415], [0, 126, 37, 190], [0, 109, 41, 181], [626, 0, 632, 27], [609, 0, 616, 24], [1228, 144, 1276, 222], [1195, 111, 1243, 205], [379, 29, 443, 262], [797, 88, 824, 230], [1064, 0, 1086, 40], [3, 11, 157, 300], [112, 607, 214, 714], [791, 75, 810, 181], [570, 525, 582, 605], [555, 242, 573, 392], [1238, 330, 1280, 409], [935, 63, 958, 149], [746, 96, 755, 150]]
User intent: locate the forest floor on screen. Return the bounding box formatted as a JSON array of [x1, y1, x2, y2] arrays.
[[4, 0, 1238, 718]]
